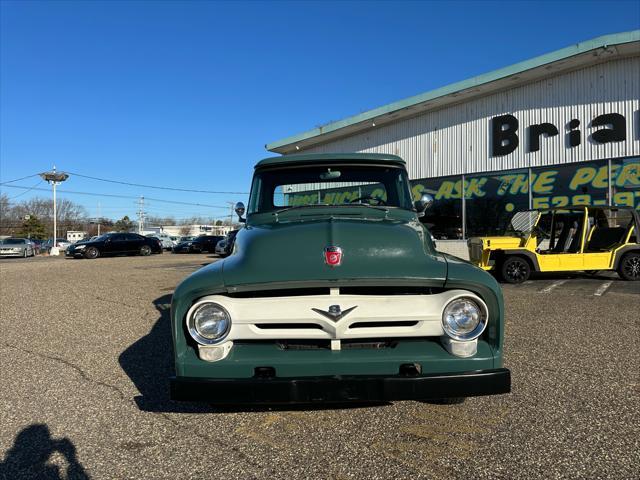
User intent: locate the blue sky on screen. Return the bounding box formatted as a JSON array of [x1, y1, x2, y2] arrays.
[[1, 0, 639, 221]]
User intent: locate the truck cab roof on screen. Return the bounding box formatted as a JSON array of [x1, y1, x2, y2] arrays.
[[255, 153, 405, 169]]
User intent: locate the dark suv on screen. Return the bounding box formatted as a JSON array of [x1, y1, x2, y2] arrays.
[[172, 235, 224, 254], [66, 233, 162, 259]]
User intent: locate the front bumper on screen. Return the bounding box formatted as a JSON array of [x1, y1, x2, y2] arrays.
[[170, 368, 510, 404], [0, 250, 24, 257]]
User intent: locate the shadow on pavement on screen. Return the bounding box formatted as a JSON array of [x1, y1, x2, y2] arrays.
[[118, 294, 210, 414], [0, 424, 89, 480], [119, 294, 390, 414]]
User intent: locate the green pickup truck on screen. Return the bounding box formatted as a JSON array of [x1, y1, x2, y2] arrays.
[[170, 153, 510, 404]]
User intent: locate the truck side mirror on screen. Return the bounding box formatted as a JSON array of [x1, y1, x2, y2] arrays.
[[414, 193, 434, 217], [235, 202, 246, 223]]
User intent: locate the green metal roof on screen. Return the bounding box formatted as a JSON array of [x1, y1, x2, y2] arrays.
[[255, 152, 405, 168], [267, 30, 640, 153]]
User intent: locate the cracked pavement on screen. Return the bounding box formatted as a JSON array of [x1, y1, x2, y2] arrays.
[[0, 253, 638, 479]]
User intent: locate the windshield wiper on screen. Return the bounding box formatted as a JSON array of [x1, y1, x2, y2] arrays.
[[273, 203, 332, 221], [272, 202, 391, 222], [342, 202, 389, 213]]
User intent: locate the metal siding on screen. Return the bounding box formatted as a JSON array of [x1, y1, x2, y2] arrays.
[[302, 56, 640, 179]]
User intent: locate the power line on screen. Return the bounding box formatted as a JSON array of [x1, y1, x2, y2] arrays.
[[6, 179, 44, 200], [1, 184, 231, 209], [0, 173, 40, 185], [66, 171, 249, 194]]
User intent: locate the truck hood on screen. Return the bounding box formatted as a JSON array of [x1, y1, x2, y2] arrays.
[[221, 217, 447, 288]]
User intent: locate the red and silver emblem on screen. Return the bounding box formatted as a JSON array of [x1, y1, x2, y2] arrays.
[[324, 246, 343, 267]]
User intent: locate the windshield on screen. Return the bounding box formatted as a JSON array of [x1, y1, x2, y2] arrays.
[[93, 234, 114, 241], [248, 164, 413, 214], [505, 210, 539, 236], [1, 238, 26, 245]]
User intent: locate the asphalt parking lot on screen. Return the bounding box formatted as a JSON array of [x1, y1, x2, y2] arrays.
[[1, 254, 638, 480]]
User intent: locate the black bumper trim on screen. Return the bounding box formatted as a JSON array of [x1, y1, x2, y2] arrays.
[[170, 368, 510, 404]]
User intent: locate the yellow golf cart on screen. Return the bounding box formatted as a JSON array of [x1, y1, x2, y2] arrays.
[[468, 206, 640, 283]]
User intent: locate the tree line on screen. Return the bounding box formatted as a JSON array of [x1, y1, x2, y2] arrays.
[[0, 194, 226, 239]]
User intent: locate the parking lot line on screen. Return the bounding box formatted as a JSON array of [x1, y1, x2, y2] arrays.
[[593, 281, 613, 297], [538, 280, 568, 293]]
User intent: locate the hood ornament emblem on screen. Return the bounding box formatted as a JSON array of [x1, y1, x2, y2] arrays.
[[324, 246, 343, 267], [312, 305, 357, 322]]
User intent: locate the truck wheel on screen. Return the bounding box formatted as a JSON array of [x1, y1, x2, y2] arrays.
[[140, 245, 152, 256], [85, 247, 99, 259], [501, 256, 531, 284], [617, 253, 640, 281]]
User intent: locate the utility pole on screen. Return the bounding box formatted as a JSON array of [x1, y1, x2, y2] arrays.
[[39, 166, 69, 256], [138, 196, 145, 234], [97, 202, 101, 236], [226, 201, 235, 227]]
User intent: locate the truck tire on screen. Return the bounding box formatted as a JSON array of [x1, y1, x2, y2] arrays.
[[501, 256, 531, 284], [617, 252, 640, 281]]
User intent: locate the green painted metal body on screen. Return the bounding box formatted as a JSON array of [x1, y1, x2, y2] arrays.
[[171, 155, 505, 380]]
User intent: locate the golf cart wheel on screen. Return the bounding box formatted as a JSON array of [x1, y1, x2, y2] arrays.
[[501, 256, 531, 284], [85, 247, 99, 259], [140, 245, 152, 256], [617, 253, 640, 281]]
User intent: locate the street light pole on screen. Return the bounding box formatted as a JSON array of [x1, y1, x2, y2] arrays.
[[39, 166, 69, 256]]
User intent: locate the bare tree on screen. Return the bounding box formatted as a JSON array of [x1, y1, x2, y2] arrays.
[[146, 215, 177, 226], [0, 196, 89, 237]]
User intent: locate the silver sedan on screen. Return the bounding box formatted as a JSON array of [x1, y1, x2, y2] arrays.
[[0, 238, 36, 258]]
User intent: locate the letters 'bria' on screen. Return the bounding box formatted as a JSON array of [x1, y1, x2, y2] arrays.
[[492, 113, 627, 156]]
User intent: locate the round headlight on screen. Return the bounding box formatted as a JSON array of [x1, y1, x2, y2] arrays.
[[187, 302, 231, 345], [442, 297, 487, 341]]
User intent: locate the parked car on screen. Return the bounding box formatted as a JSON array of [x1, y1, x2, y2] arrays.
[[146, 233, 174, 250], [217, 229, 239, 257], [66, 232, 163, 259], [178, 236, 195, 243], [468, 206, 640, 283], [29, 238, 43, 254], [172, 235, 223, 254], [42, 238, 72, 252], [170, 153, 510, 405], [214, 239, 226, 256], [0, 238, 36, 258]]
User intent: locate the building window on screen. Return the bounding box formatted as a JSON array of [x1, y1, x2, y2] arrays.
[[531, 160, 609, 210], [465, 169, 529, 237], [411, 176, 463, 240], [611, 157, 639, 209]]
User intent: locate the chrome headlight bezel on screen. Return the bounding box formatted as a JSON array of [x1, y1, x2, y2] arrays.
[[441, 296, 488, 342], [186, 301, 231, 345]]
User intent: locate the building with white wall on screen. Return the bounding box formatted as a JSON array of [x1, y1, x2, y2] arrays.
[[266, 31, 640, 258], [145, 224, 232, 238]]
